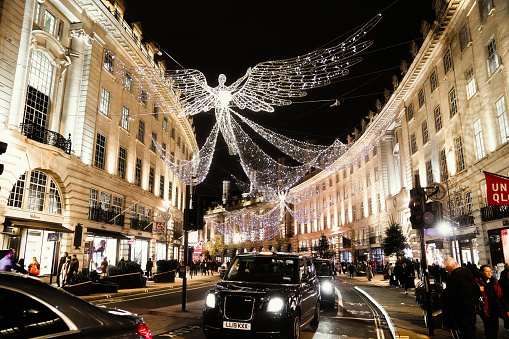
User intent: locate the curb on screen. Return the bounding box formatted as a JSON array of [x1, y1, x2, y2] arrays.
[[354, 286, 398, 339]]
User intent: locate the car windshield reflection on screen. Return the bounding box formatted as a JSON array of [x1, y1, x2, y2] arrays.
[[314, 261, 332, 276], [225, 257, 298, 284]]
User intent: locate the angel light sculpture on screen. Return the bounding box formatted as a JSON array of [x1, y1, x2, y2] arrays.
[[150, 14, 381, 196]]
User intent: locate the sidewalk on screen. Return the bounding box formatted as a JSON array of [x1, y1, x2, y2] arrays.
[[344, 273, 506, 339]]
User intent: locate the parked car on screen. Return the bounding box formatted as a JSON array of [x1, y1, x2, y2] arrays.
[[0, 272, 152, 338], [203, 252, 320, 338], [313, 259, 336, 309]]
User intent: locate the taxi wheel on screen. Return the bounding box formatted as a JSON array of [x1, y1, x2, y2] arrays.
[[310, 301, 320, 326], [288, 314, 300, 339]]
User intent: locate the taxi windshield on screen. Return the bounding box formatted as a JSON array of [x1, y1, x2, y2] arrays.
[[314, 261, 332, 276], [225, 256, 299, 284]]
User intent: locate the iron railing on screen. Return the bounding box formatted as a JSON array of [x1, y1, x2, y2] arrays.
[[88, 206, 124, 226], [130, 218, 153, 232], [481, 205, 509, 222], [21, 122, 71, 154]]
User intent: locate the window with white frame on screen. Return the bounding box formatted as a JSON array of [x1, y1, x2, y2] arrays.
[[159, 175, 165, 199], [168, 181, 173, 204], [121, 106, 129, 130], [410, 133, 418, 154], [466, 67, 476, 99], [443, 50, 453, 73], [440, 148, 448, 181], [330, 194, 333, 205], [375, 167, 380, 182], [100, 192, 111, 211], [377, 193, 382, 212], [351, 182, 355, 196], [330, 214, 334, 227], [487, 38, 500, 76], [8, 174, 26, 208], [149, 167, 155, 193], [425, 159, 433, 185], [344, 186, 348, 199], [337, 190, 341, 203], [407, 103, 414, 121], [473, 118, 486, 160], [368, 197, 373, 216], [454, 136, 466, 172], [88, 188, 98, 217], [137, 120, 145, 143], [47, 181, 62, 214], [103, 51, 114, 73], [94, 133, 106, 169], [135, 158, 142, 187], [163, 117, 168, 130], [418, 88, 425, 107], [430, 69, 438, 92], [150, 132, 157, 152], [366, 172, 371, 187], [99, 88, 110, 116], [459, 24, 470, 51], [496, 97, 509, 144], [360, 202, 365, 219], [117, 146, 126, 179], [140, 90, 148, 106], [422, 120, 429, 144], [345, 208, 349, 223], [124, 72, 132, 91], [479, 0, 494, 22], [42, 10, 56, 35], [434, 106, 442, 132], [153, 104, 159, 120], [449, 87, 458, 118], [352, 205, 357, 222], [26, 171, 47, 212]]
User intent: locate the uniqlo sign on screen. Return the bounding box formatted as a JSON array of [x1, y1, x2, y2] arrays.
[[485, 172, 509, 206]]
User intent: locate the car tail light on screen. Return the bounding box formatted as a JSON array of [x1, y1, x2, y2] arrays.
[[136, 322, 152, 339]]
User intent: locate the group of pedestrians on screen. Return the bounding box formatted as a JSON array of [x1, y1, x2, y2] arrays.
[[385, 260, 421, 294], [188, 259, 218, 277], [57, 252, 79, 287]]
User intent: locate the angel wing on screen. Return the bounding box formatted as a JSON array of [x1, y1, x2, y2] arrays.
[[232, 14, 382, 113], [164, 69, 216, 116]]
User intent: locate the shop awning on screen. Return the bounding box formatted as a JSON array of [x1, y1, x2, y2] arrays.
[[87, 228, 129, 239], [6, 218, 73, 233]]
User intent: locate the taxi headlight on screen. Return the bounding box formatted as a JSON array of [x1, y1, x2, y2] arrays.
[[321, 281, 333, 294], [205, 293, 216, 308], [267, 297, 285, 312]]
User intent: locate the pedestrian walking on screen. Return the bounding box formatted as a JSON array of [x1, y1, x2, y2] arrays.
[[476, 264, 509, 339], [61, 256, 71, 285], [348, 263, 354, 278], [57, 252, 68, 287], [493, 265, 501, 281], [101, 257, 109, 276], [367, 264, 373, 281], [442, 257, 479, 339], [146, 257, 154, 278], [66, 254, 79, 283]]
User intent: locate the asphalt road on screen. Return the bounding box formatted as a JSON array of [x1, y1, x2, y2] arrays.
[[90, 276, 392, 338]]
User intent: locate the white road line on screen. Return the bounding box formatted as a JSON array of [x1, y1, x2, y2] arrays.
[[335, 286, 344, 317]]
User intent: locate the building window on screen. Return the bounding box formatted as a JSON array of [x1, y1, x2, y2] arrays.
[[375, 167, 380, 182], [434, 106, 442, 132], [94, 133, 106, 169], [171, 127, 175, 140], [8, 173, 26, 208], [487, 38, 500, 76], [329, 178, 333, 187], [159, 175, 165, 199], [430, 69, 438, 92], [350, 165, 354, 174], [351, 182, 355, 196], [359, 178, 363, 192], [168, 181, 173, 204], [124, 72, 132, 91], [135, 158, 142, 187], [337, 190, 341, 203], [175, 187, 179, 208], [352, 205, 357, 222], [150, 132, 157, 152], [443, 50, 453, 73], [418, 88, 425, 108], [422, 121, 429, 144], [360, 202, 365, 219], [410, 133, 417, 154], [323, 216, 327, 229], [336, 173, 340, 183], [26, 171, 47, 212], [330, 214, 334, 227], [344, 186, 348, 199], [345, 208, 349, 223], [89, 189, 98, 217], [473, 118, 486, 160], [153, 104, 159, 120], [479, 0, 494, 22], [365, 154, 369, 164], [466, 67, 476, 99], [496, 97, 509, 144], [368, 197, 373, 216], [377, 193, 382, 212], [161, 142, 167, 159], [103, 51, 114, 73], [137, 120, 145, 143], [149, 167, 155, 193], [99, 88, 110, 116], [366, 172, 371, 187], [43, 10, 56, 35], [407, 103, 414, 121], [459, 24, 470, 51], [449, 87, 458, 118], [425, 159, 433, 185], [454, 136, 466, 172], [121, 106, 129, 130], [343, 170, 347, 179], [140, 90, 148, 106], [440, 148, 448, 181], [118, 146, 126, 179], [163, 117, 168, 130]]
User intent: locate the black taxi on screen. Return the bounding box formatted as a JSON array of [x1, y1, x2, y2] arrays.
[[312, 258, 336, 309], [203, 252, 320, 338]]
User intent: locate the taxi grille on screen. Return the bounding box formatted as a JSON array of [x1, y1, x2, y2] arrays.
[[224, 296, 254, 320]]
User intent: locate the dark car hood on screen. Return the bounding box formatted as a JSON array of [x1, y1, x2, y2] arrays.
[[216, 280, 298, 294]]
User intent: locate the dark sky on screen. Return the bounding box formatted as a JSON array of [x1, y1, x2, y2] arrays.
[[123, 0, 435, 200]]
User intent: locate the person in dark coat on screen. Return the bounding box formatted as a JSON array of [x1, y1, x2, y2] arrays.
[[66, 254, 79, 284], [348, 263, 354, 278], [57, 252, 68, 287], [476, 264, 509, 339], [499, 268, 509, 303], [146, 258, 154, 278], [394, 263, 403, 288], [442, 257, 479, 339]]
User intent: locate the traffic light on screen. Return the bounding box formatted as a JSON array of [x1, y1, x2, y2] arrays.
[[409, 188, 425, 229], [423, 201, 443, 228], [0, 141, 7, 175], [184, 196, 204, 231]]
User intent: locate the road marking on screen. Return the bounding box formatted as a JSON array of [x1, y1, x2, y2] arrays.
[[335, 286, 344, 317]]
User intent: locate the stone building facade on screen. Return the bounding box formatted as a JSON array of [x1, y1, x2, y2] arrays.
[[0, 0, 196, 275]]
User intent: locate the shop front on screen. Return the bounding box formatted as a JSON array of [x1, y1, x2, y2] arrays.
[[85, 228, 129, 273], [425, 240, 445, 266], [340, 250, 351, 263], [488, 227, 509, 266], [371, 247, 385, 273]]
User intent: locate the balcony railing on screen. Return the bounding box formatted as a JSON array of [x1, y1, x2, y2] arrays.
[[369, 235, 382, 244], [21, 122, 71, 155], [298, 246, 309, 252], [481, 205, 509, 223], [130, 218, 152, 232], [88, 206, 124, 226]]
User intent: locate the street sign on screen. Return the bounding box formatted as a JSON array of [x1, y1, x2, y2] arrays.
[[127, 235, 135, 244], [47, 233, 61, 242], [155, 221, 166, 232]]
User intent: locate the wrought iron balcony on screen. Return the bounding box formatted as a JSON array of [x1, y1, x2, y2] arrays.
[[298, 246, 309, 252], [88, 206, 124, 226], [369, 235, 382, 244], [130, 218, 153, 232], [21, 122, 71, 155], [481, 205, 509, 223]]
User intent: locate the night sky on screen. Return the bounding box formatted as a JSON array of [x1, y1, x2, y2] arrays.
[[123, 0, 435, 200]]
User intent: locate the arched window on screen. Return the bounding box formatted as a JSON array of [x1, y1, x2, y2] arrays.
[[7, 170, 62, 214]]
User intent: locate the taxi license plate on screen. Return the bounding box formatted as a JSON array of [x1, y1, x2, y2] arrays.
[[223, 321, 251, 330]]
